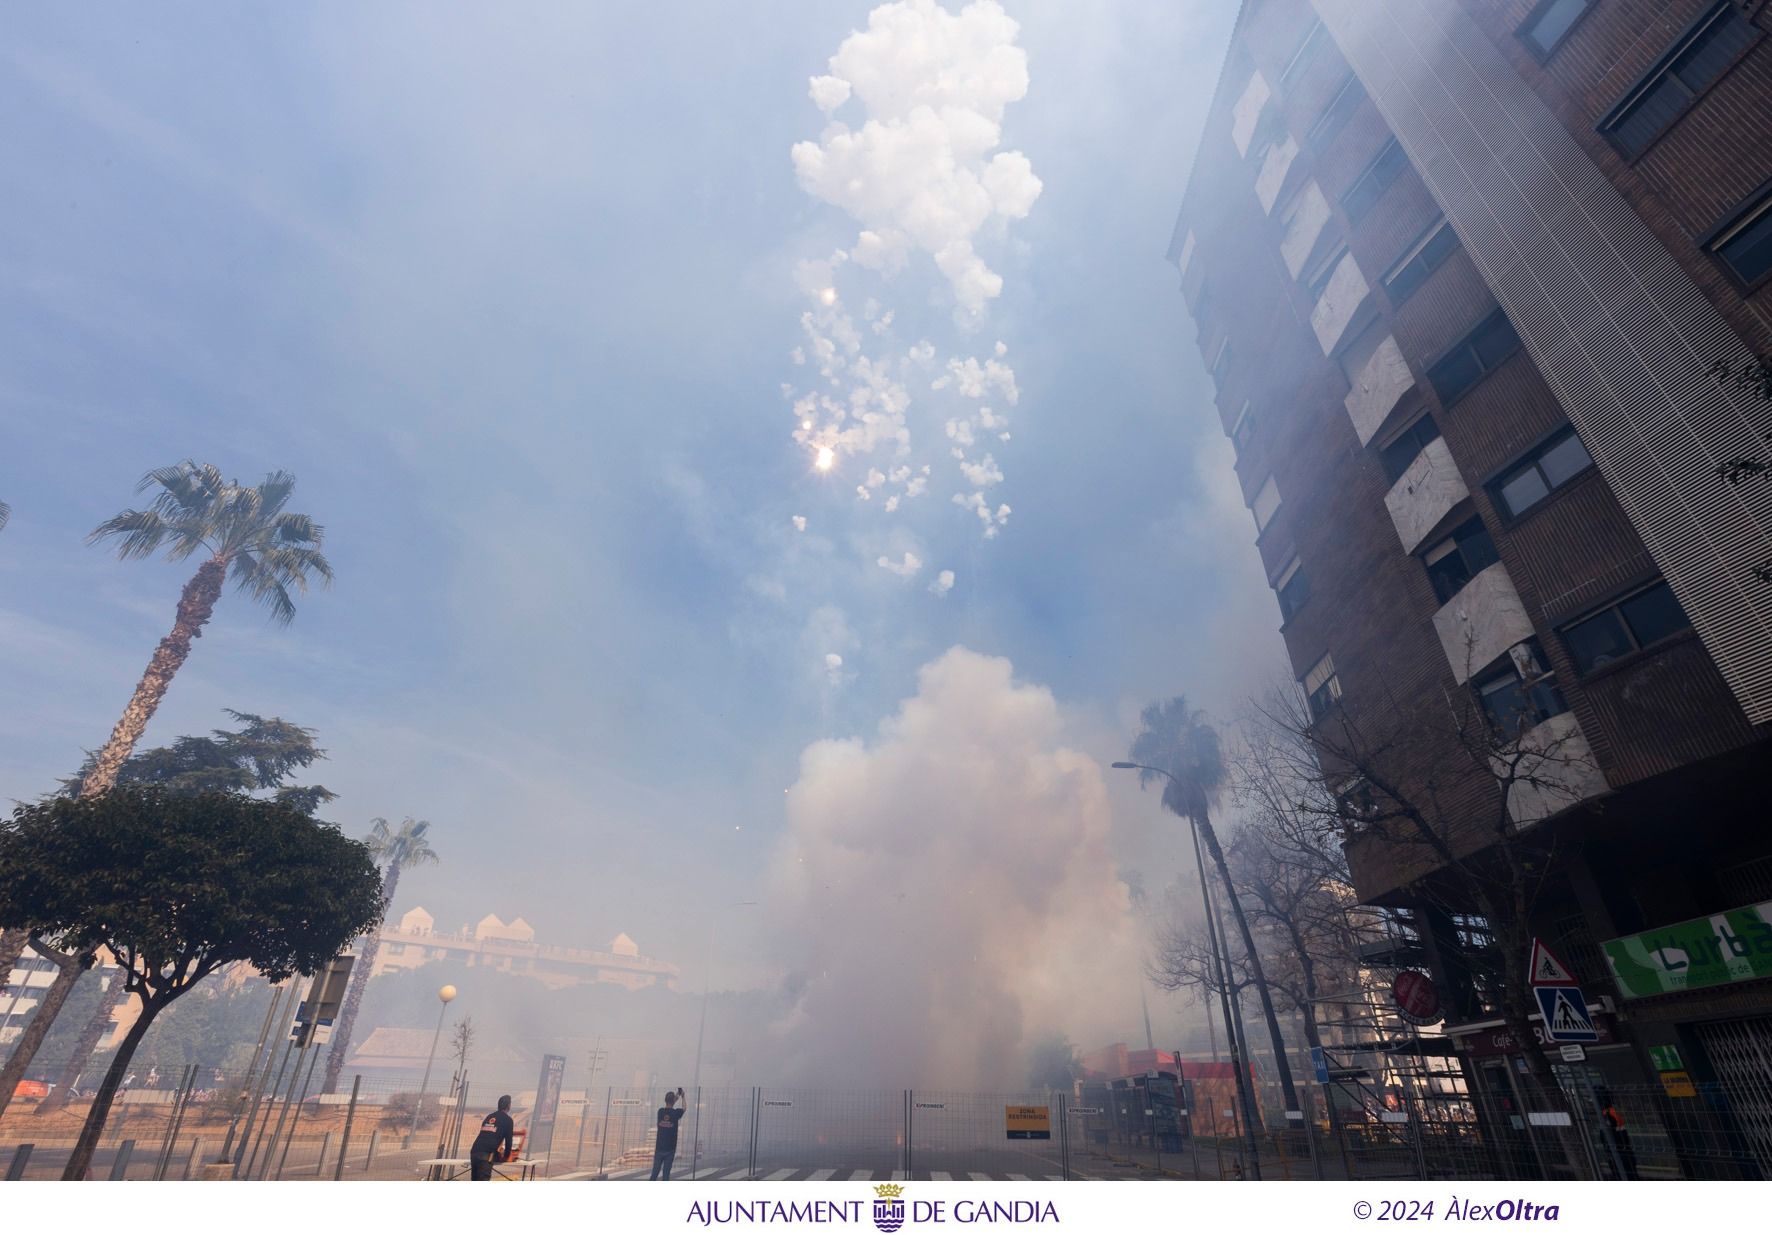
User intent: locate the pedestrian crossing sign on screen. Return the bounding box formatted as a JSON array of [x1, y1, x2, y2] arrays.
[[1535, 985, 1598, 1042]]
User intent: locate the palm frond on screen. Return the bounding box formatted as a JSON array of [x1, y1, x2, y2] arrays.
[[0, 499, 10, 531], [87, 509, 175, 559]]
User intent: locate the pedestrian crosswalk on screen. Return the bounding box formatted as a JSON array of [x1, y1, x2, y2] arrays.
[[556, 1165, 1073, 1182]]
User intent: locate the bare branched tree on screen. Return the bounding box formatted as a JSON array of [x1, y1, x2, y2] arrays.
[[1254, 649, 1604, 1170]]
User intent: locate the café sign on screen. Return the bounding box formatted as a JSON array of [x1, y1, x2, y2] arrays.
[[1601, 899, 1772, 999]]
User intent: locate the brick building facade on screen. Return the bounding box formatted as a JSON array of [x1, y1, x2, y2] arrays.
[[1172, 0, 1772, 1174]]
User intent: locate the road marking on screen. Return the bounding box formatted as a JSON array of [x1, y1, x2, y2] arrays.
[[1008, 1173, 1031, 1180], [606, 1166, 648, 1179], [695, 1168, 740, 1180], [967, 1172, 992, 1181], [930, 1171, 953, 1181], [809, 1169, 838, 1181], [891, 1170, 906, 1180], [849, 1169, 873, 1181], [765, 1169, 796, 1180]]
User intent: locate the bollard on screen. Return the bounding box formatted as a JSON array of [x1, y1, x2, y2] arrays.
[[6, 1144, 33, 1181], [363, 1128, 380, 1174], [109, 1139, 137, 1180], [334, 1076, 362, 1180]]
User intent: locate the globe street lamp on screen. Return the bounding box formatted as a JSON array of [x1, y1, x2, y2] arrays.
[[406, 983, 457, 1149], [1112, 761, 1263, 1178]]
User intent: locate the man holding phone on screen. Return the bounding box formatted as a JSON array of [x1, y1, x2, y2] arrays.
[[650, 1087, 688, 1180]]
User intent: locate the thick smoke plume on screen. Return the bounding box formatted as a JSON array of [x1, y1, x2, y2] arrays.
[[764, 648, 1142, 1088]]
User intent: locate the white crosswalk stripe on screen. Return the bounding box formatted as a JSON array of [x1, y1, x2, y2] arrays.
[[1007, 1173, 1031, 1180], [606, 1166, 648, 1179], [967, 1172, 991, 1181], [891, 1170, 906, 1180], [849, 1169, 873, 1181], [764, 1169, 796, 1180], [809, 1169, 838, 1181], [930, 1171, 953, 1181]]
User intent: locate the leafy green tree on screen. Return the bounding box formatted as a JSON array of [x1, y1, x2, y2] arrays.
[[1025, 1032, 1083, 1093], [35, 710, 335, 1112], [0, 788, 383, 1180], [322, 818, 438, 1093], [0, 464, 332, 1062], [1128, 697, 1301, 1119]]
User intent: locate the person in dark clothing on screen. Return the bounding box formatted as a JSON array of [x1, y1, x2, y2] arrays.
[[650, 1088, 687, 1180], [470, 1095, 516, 1181], [1596, 1089, 1640, 1180]]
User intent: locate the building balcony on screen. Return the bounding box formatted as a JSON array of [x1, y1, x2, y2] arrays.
[[1431, 561, 1535, 685], [1344, 334, 1413, 445], [1384, 437, 1469, 555]]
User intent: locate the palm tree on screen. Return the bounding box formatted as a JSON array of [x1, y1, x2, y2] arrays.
[[80, 462, 332, 795], [0, 499, 11, 531], [322, 818, 439, 1093], [16, 463, 331, 1116], [1128, 697, 1302, 1122]]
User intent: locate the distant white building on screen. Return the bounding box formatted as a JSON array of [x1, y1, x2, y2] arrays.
[[369, 907, 679, 992]]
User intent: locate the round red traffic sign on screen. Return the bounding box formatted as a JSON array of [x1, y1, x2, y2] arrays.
[[1392, 970, 1441, 1025]]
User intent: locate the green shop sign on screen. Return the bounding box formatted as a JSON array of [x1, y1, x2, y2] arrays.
[[1603, 901, 1772, 999]]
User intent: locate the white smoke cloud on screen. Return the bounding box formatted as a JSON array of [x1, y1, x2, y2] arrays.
[[791, 0, 1042, 318], [792, 515, 807, 532], [766, 648, 1141, 1087], [929, 569, 955, 596], [877, 550, 923, 578]]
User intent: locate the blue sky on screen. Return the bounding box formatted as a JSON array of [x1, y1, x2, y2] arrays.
[[1, 2, 1279, 1048]]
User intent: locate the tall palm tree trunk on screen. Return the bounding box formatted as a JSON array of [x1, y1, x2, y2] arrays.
[[321, 867, 399, 1094], [80, 558, 227, 797], [0, 930, 27, 996], [28, 559, 227, 1115], [1195, 808, 1301, 1118], [0, 943, 93, 1124]]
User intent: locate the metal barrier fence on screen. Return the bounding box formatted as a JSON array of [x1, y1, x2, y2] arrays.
[[4, 1071, 1767, 1181]]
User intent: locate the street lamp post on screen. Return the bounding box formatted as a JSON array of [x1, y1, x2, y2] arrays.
[[1113, 761, 1264, 1179], [689, 900, 758, 1180], [406, 983, 456, 1150]]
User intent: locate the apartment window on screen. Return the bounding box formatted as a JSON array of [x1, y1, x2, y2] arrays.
[[1275, 556, 1311, 621], [1703, 180, 1772, 288], [1426, 307, 1521, 405], [1489, 425, 1595, 518], [1303, 652, 1342, 719], [1305, 244, 1348, 300], [1472, 639, 1567, 736], [1251, 475, 1282, 534], [1230, 403, 1257, 456], [1211, 338, 1233, 388], [1518, 0, 1593, 60], [1341, 138, 1409, 223], [1309, 74, 1365, 148], [1598, 2, 1758, 159], [1421, 516, 1499, 604], [1280, 21, 1327, 86], [1379, 412, 1442, 482], [1560, 580, 1692, 674], [1384, 217, 1461, 304]]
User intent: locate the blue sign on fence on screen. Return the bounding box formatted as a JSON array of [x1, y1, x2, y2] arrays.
[[1310, 1046, 1329, 1084]]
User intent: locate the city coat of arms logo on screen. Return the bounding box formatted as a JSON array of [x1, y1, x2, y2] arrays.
[[872, 1183, 906, 1233]]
